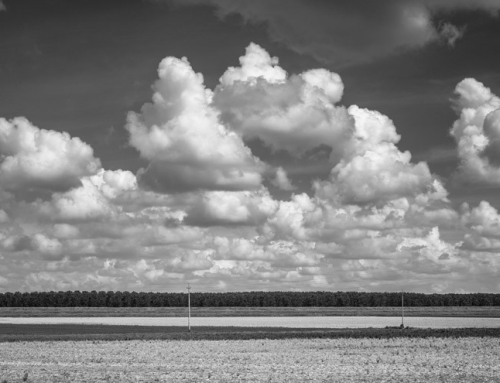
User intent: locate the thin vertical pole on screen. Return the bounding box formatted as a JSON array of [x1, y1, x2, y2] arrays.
[[187, 283, 191, 332], [401, 289, 404, 328]]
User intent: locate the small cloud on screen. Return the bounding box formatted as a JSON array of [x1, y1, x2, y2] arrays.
[[438, 23, 466, 47], [0, 1, 6, 12], [271, 167, 296, 191]]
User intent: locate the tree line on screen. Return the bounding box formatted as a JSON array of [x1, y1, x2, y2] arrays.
[[0, 291, 499, 307]]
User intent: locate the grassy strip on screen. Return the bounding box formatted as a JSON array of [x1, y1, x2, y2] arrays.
[[2, 306, 500, 317], [1, 324, 499, 342]]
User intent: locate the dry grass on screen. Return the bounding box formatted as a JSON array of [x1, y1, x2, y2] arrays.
[[1, 324, 499, 343], [1, 337, 498, 382]]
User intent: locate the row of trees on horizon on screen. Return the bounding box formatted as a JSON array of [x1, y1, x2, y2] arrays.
[[1, 291, 499, 307]]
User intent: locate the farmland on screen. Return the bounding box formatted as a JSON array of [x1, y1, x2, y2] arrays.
[[0, 324, 499, 342], [1, 307, 498, 382], [1, 315, 499, 329], [1, 305, 500, 317], [1, 337, 499, 382]]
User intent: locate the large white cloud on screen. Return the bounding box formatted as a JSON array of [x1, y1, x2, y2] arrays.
[[213, 43, 351, 156], [397, 226, 462, 265], [184, 189, 278, 227], [450, 78, 500, 184], [461, 201, 500, 239], [214, 44, 435, 204], [0, 117, 101, 192], [327, 148, 433, 204], [126, 56, 265, 193], [37, 169, 137, 222], [315, 106, 435, 204]]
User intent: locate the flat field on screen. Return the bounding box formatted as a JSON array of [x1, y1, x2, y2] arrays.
[[0, 324, 499, 342], [1, 306, 499, 317], [2, 315, 499, 329], [1, 337, 498, 382]]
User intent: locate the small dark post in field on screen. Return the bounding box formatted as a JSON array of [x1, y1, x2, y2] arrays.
[[401, 289, 404, 328], [187, 283, 191, 332]]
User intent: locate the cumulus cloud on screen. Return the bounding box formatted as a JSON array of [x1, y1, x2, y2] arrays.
[[219, 43, 287, 85], [315, 106, 435, 204], [184, 189, 278, 227], [461, 201, 500, 238], [213, 43, 351, 156], [129, 259, 185, 283], [45, 182, 113, 221], [327, 148, 433, 204], [450, 78, 500, 184], [213, 44, 436, 204], [166, 0, 499, 66], [397, 226, 462, 264], [0, 117, 101, 192], [213, 236, 266, 261], [37, 169, 137, 222], [1, 234, 33, 253], [197, 238, 327, 285], [171, 250, 214, 272], [31, 233, 63, 259], [271, 167, 296, 191], [126, 56, 265, 193], [265, 193, 321, 241], [0, 232, 62, 260]]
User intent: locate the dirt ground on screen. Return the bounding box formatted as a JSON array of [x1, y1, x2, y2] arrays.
[[1, 337, 498, 382]]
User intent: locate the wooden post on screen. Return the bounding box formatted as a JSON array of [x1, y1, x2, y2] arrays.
[[401, 289, 404, 328], [187, 283, 191, 332]]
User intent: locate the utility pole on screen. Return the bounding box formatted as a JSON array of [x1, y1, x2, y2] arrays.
[[187, 283, 191, 332], [401, 289, 404, 328]]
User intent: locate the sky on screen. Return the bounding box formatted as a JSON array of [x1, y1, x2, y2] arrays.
[[1, 0, 500, 294]]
